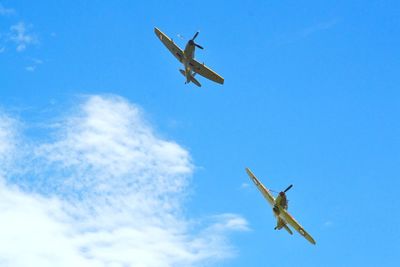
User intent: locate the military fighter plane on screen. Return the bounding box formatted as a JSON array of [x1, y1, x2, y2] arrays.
[[154, 27, 224, 87], [245, 168, 316, 245]]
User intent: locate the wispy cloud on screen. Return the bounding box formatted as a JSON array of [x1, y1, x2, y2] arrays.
[[0, 5, 40, 61], [299, 19, 339, 38], [240, 182, 250, 189], [25, 66, 36, 72], [0, 113, 20, 172], [9, 22, 38, 52], [275, 18, 339, 45], [25, 58, 43, 72], [0, 95, 248, 267], [0, 3, 15, 16]]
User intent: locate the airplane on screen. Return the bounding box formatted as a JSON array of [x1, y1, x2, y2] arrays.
[[154, 27, 224, 87], [245, 167, 316, 245]]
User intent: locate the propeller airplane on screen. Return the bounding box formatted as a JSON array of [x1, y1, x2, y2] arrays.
[[245, 167, 316, 245], [154, 27, 224, 87]]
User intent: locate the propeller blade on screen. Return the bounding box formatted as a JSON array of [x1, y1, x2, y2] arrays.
[[283, 184, 293, 193], [195, 43, 204, 49], [192, 31, 199, 40]]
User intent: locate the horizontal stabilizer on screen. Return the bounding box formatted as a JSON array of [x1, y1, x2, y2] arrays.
[[179, 69, 201, 87], [283, 224, 293, 235], [190, 76, 201, 87]]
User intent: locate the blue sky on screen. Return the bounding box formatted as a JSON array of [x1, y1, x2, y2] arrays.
[[1, 1, 399, 266]]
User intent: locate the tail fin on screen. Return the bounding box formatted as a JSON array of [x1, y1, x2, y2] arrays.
[[190, 76, 201, 87], [179, 69, 201, 87], [283, 224, 293, 235], [275, 218, 293, 235]]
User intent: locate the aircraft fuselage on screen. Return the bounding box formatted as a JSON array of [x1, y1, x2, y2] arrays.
[[273, 192, 289, 229], [183, 42, 196, 82]]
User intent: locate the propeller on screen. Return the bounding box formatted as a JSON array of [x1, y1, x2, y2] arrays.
[[270, 184, 293, 194], [190, 31, 204, 49], [195, 43, 204, 49], [192, 31, 199, 40], [283, 184, 293, 193]]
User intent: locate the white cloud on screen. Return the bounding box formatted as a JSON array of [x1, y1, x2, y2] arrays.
[[0, 183, 97, 267], [0, 95, 248, 267], [9, 22, 38, 52]]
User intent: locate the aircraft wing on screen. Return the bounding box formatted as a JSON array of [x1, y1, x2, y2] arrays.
[[245, 168, 275, 206], [154, 27, 184, 63], [279, 208, 316, 245], [189, 59, 224, 84]]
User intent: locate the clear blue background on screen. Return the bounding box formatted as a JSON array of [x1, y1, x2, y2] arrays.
[[1, 0, 399, 266]]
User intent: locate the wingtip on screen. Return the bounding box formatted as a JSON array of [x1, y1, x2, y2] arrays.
[[245, 167, 253, 177], [154, 27, 162, 35]]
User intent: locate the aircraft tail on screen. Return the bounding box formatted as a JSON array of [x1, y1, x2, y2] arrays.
[[275, 219, 293, 235], [283, 224, 293, 235], [190, 76, 201, 87], [179, 69, 201, 87]]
